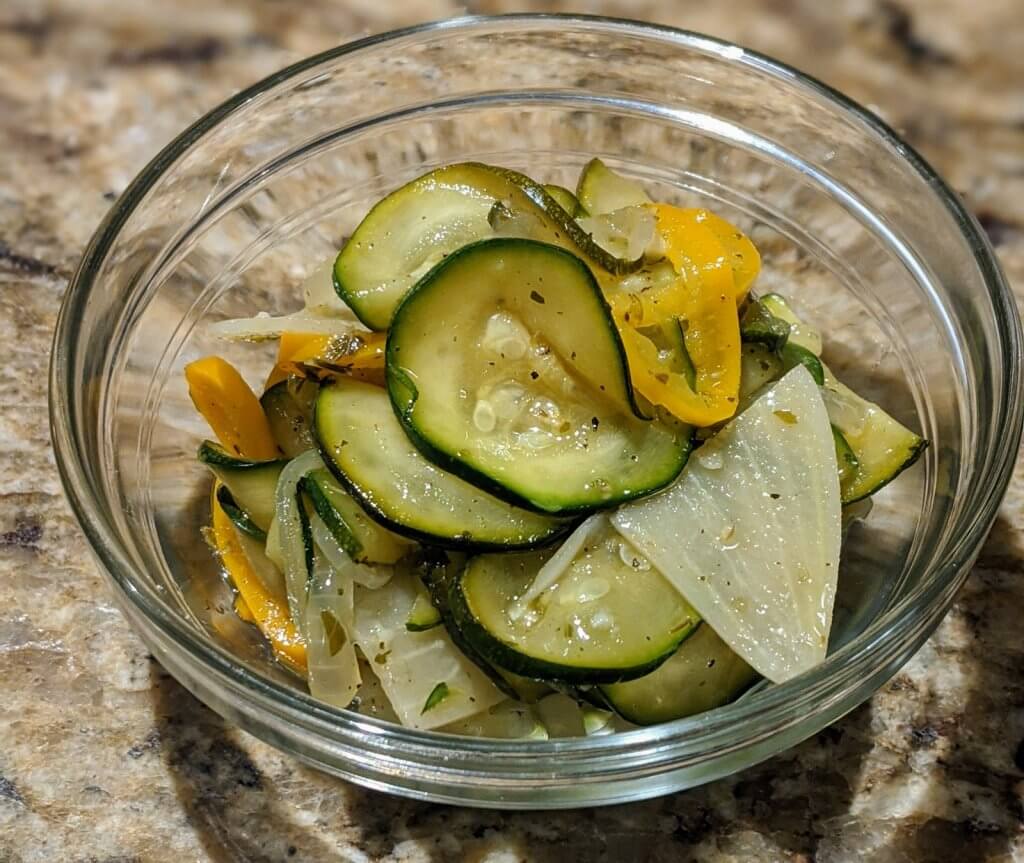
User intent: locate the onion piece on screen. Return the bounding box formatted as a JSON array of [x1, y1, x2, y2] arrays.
[[273, 449, 324, 623], [209, 312, 363, 342], [309, 511, 394, 590], [515, 514, 605, 611], [303, 548, 361, 708], [209, 259, 365, 342]]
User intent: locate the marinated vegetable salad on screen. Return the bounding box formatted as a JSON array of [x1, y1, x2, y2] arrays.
[[187, 160, 927, 737]]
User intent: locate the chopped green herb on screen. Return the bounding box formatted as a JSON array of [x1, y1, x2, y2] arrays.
[[320, 609, 347, 657], [421, 682, 450, 714]]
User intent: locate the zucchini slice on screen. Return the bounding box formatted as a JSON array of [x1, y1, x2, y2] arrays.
[[260, 378, 318, 458], [405, 583, 443, 632], [215, 485, 266, 541], [302, 467, 411, 565], [575, 158, 651, 215], [599, 624, 757, 725], [197, 441, 286, 532], [780, 342, 825, 386], [832, 425, 860, 487], [740, 299, 791, 352], [755, 293, 927, 502], [314, 378, 573, 550], [759, 293, 822, 355], [543, 183, 583, 217], [387, 238, 691, 514], [334, 163, 642, 331], [823, 371, 927, 503], [738, 343, 784, 406], [450, 521, 700, 684], [418, 554, 552, 704]]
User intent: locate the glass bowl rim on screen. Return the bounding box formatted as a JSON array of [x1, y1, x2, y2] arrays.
[[49, 13, 1023, 761]]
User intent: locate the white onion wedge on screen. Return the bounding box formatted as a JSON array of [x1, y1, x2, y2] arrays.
[[612, 366, 841, 683], [353, 575, 504, 730]]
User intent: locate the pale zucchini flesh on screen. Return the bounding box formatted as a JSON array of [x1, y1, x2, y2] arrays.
[[303, 467, 411, 564], [261, 379, 318, 458], [542, 183, 583, 217], [215, 485, 266, 541], [599, 624, 757, 725], [575, 158, 651, 215], [823, 371, 927, 503]]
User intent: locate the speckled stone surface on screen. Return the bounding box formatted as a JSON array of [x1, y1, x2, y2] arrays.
[[1, 1, 1023, 860]]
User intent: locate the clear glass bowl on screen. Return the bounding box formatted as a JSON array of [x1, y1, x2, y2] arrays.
[[50, 15, 1022, 808]]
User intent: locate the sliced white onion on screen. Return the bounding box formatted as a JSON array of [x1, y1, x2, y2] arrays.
[[440, 700, 548, 739], [352, 575, 504, 730], [309, 511, 394, 589], [612, 367, 841, 684], [582, 706, 615, 737], [303, 548, 361, 708], [273, 449, 325, 623], [516, 513, 605, 610], [301, 259, 355, 318], [234, 527, 286, 600], [535, 693, 585, 738], [208, 311, 363, 342]]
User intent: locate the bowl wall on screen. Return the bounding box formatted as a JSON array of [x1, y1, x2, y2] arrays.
[[51, 16, 1021, 806]]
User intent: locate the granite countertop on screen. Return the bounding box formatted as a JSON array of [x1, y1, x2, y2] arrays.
[[1, 1, 1022, 860]]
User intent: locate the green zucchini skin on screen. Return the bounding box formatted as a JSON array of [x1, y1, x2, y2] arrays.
[[302, 467, 410, 565], [831, 425, 860, 487], [301, 472, 362, 560], [386, 237, 691, 514], [739, 298, 791, 352], [314, 378, 575, 551], [404, 584, 443, 632], [197, 440, 286, 470], [825, 372, 929, 504], [780, 343, 825, 386], [542, 183, 584, 217]]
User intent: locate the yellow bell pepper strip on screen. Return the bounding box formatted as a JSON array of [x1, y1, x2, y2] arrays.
[[677, 208, 761, 301], [608, 203, 742, 426], [185, 356, 280, 460], [265, 331, 387, 389], [211, 486, 307, 674], [234, 594, 257, 623], [265, 332, 330, 389]]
